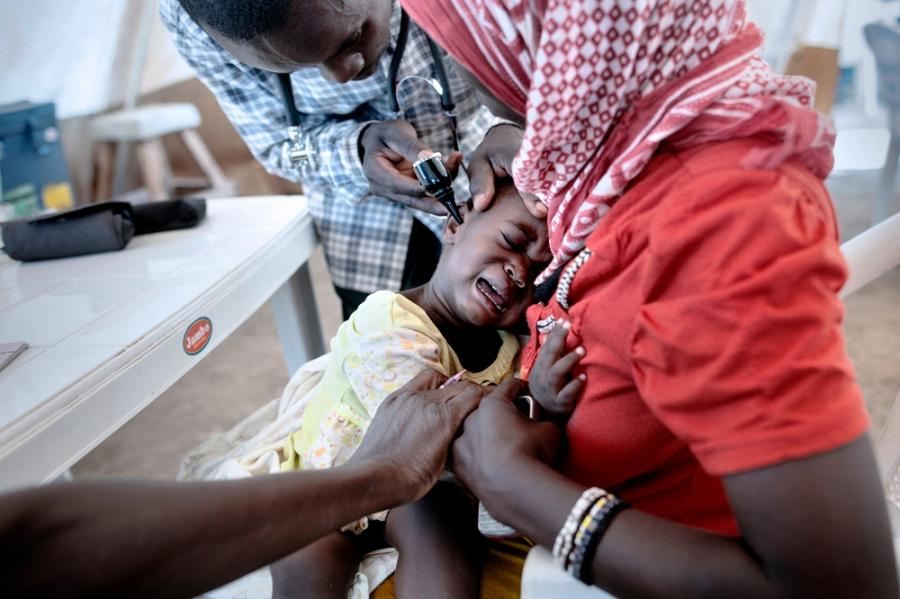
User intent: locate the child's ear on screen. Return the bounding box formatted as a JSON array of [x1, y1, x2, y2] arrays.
[[441, 202, 470, 244]]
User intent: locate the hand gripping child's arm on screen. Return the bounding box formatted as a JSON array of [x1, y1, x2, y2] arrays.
[[342, 326, 449, 419]]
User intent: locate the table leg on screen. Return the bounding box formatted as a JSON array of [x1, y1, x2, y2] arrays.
[[270, 262, 327, 375]]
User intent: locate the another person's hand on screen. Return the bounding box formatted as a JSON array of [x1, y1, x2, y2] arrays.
[[528, 320, 585, 418], [451, 379, 562, 507], [352, 369, 487, 503], [468, 124, 546, 218], [359, 120, 462, 213]]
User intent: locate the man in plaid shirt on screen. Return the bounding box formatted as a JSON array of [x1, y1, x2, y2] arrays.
[[160, 0, 498, 318]]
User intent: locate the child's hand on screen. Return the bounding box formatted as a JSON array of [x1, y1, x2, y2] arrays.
[[528, 320, 585, 418]]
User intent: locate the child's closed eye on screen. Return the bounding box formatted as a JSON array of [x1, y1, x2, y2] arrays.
[[501, 231, 526, 251]]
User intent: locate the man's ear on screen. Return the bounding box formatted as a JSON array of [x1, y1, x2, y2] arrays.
[[441, 202, 469, 243]]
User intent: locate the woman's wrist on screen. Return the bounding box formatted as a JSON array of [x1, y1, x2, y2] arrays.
[[484, 122, 524, 146], [486, 120, 523, 135], [480, 454, 542, 523], [476, 454, 582, 547]]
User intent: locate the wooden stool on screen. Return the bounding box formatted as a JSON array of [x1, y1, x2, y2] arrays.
[[89, 103, 236, 202]]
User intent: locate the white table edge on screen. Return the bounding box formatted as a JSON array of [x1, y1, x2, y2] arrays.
[[0, 197, 323, 490]]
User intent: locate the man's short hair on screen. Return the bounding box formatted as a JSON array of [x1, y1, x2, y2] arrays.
[[178, 0, 293, 42]]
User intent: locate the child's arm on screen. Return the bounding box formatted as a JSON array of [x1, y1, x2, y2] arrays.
[[297, 328, 450, 529], [294, 327, 448, 473], [527, 320, 585, 418], [342, 327, 448, 419]]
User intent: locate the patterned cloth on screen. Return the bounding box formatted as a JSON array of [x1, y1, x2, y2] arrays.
[[159, 0, 496, 292], [401, 0, 836, 283]]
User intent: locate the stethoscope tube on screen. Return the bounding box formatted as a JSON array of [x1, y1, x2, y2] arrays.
[[277, 73, 302, 127], [388, 11, 458, 151], [425, 36, 455, 114], [280, 10, 459, 164], [387, 11, 412, 115]]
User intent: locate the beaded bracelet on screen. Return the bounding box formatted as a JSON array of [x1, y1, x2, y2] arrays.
[[567, 494, 621, 577], [566, 494, 610, 575], [581, 498, 628, 584], [552, 487, 605, 567]]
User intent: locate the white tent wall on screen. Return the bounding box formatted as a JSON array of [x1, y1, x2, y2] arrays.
[[747, 0, 899, 120], [0, 0, 252, 204], [1, 1, 898, 203], [0, 0, 193, 119]]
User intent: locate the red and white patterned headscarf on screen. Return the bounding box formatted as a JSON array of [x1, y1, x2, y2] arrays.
[[402, 0, 836, 281]]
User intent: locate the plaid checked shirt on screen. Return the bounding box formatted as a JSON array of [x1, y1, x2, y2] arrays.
[[160, 0, 496, 293]]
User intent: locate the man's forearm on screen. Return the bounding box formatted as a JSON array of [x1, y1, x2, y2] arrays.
[[0, 460, 401, 598]]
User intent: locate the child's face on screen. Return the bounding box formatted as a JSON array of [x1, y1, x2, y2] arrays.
[[439, 187, 551, 329]]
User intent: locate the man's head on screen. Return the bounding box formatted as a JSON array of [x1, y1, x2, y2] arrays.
[[434, 181, 551, 330], [180, 0, 393, 82]]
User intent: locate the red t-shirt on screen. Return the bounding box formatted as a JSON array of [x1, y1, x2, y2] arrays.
[[521, 137, 869, 536]]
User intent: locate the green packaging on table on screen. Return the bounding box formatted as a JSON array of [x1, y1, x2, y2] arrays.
[[3, 183, 40, 218]]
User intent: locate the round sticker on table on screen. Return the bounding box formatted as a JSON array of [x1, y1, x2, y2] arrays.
[[183, 317, 213, 355]]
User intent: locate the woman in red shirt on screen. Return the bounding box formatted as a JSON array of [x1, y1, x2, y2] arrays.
[[401, 0, 898, 595]]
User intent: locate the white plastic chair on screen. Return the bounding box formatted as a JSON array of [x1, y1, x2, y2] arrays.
[[521, 212, 900, 597], [89, 103, 236, 202]]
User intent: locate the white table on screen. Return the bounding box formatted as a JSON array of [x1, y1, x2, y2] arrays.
[[0, 196, 325, 491]]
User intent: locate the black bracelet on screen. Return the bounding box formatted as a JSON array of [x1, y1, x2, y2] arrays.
[[578, 500, 629, 585]]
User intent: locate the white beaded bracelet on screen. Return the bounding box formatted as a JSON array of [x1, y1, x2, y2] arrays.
[[552, 487, 605, 567], [567, 494, 615, 576]]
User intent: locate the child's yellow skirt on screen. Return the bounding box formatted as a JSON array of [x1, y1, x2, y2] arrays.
[[372, 537, 530, 599]]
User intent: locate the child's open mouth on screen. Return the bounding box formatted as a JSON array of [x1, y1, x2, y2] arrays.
[[476, 277, 508, 312]]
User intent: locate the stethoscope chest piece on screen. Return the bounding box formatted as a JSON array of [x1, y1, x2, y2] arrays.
[[283, 125, 317, 169]]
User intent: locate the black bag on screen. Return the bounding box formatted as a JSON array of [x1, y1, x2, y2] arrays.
[[132, 198, 206, 235], [1, 198, 206, 262], [1, 202, 134, 261]]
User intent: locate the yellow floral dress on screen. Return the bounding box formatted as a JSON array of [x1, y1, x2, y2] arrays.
[[280, 290, 519, 530]]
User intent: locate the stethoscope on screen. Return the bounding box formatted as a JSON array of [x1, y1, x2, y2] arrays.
[[279, 10, 459, 171]]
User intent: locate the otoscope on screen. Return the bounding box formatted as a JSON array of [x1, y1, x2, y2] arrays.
[[412, 152, 464, 225]]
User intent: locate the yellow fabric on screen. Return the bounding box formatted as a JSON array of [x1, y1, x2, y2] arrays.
[[281, 291, 519, 473], [371, 537, 530, 599]]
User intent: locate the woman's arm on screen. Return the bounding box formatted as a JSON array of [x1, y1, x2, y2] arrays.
[[453, 382, 898, 598], [0, 370, 485, 598]]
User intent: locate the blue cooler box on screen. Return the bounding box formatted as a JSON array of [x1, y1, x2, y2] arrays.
[[0, 101, 74, 217]]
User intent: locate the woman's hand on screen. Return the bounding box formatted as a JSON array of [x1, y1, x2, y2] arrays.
[[467, 124, 546, 218], [352, 370, 487, 503], [528, 320, 585, 418], [451, 378, 562, 517]]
